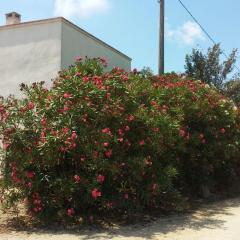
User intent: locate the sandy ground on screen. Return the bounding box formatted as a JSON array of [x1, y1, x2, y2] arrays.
[[1, 197, 240, 240]]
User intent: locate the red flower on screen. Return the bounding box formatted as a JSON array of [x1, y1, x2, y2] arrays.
[[139, 140, 145, 146], [97, 174, 105, 183], [83, 76, 90, 83], [179, 129, 186, 137], [122, 76, 129, 81], [63, 93, 72, 99], [105, 149, 113, 158], [74, 175, 81, 183], [152, 127, 159, 132], [102, 128, 111, 135], [63, 105, 70, 111], [40, 118, 47, 126], [27, 182, 33, 188], [118, 129, 124, 136], [26, 171, 35, 179], [124, 126, 130, 131], [67, 208, 75, 217], [71, 131, 77, 141], [62, 127, 69, 134], [127, 115, 135, 122], [91, 188, 102, 199], [40, 131, 46, 143], [220, 128, 226, 134], [27, 102, 35, 110]]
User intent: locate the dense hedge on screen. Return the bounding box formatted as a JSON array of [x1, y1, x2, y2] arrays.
[[0, 58, 240, 222]]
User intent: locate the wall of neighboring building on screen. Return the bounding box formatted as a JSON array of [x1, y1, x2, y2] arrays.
[[61, 19, 131, 72], [0, 20, 62, 97]]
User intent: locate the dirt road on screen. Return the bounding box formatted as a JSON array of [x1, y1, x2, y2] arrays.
[[1, 197, 240, 240]]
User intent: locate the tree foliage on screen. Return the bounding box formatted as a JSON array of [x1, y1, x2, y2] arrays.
[[223, 73, 240, 106], [185, 43, 237, 88]]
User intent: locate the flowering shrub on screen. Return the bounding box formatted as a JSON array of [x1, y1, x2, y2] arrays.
[[0, 58, 240, 222]]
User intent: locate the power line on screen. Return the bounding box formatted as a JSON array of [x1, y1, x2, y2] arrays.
[[177, 0, 240, 72]]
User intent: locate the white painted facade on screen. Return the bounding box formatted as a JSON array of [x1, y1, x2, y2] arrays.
[[0, 17, 131, 97]]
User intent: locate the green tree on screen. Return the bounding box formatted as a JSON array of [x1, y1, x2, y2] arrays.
[[185, 43, 237, 88], [223, 72, 240, 106]]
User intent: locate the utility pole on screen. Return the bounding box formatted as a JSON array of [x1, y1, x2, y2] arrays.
[[158, 0, 164, 75]]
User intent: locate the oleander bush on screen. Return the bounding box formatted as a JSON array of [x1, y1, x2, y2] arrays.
[[0, 57, 240, 223]]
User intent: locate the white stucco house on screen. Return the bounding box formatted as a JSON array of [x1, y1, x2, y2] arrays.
[[0, 12, 131, 97]]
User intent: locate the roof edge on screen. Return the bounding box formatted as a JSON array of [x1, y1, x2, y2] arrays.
[[59, 17, 131, 61], [0, 16, 132, 61]]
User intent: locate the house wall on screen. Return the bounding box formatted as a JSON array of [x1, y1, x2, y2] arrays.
[[0, 20, 62, 97], [0, 17, 131, 98], [61, 19, 131, 72]]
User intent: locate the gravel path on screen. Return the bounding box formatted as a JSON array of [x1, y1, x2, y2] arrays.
[[1, 197, 240, 240]]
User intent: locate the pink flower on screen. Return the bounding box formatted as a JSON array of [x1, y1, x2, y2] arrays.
[[83, 76, 90, 83], [67, 208, 75, 217], [75, 56, 82, 61], [92, 188, 102, 199], [62, 127, 69, 134], [220, 128, 226, 134], [199, 133, 204, 139], [3, 142, 10, 150], [102, 128, 111, 135], [103, 142, 109, 147], [106, 202, 113, 209], [127, 115, 135, 122], [106, 92, 111, 99], [118, 138, 124, 143], [40, 131, 46, 143], [100, 57, 108, 67], [40, 118, 47, 126], [118, 129, 124, 136], [152, 128, 159, 132], [27, 182, 33, 188], [26, 171, 35, 179], [71, 131, 77, 141], [63, 93, 72, 99], [124, 194, 129, 199], [124, 126, 130, 131], [80, 156, 86, 162], [63, 105, 70, 111], [74, 175, 81, 183], [145, 159, 152, 166], [97, 174, 105, 183], [75, 72, 81, 77], [139, 140, 145, 146], [122, 76, 129, 81], [179, 129, 186, 137], [105, 149, 113, 158], [27, 102, 35, 110]]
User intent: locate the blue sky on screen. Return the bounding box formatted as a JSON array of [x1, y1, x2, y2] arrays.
[[0, 0, 239, 74]]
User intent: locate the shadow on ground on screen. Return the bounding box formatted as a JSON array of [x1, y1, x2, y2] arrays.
[[1, 197, 240, 239]]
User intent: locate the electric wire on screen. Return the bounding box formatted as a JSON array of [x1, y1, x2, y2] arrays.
[[177, 0, 240, 72]]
